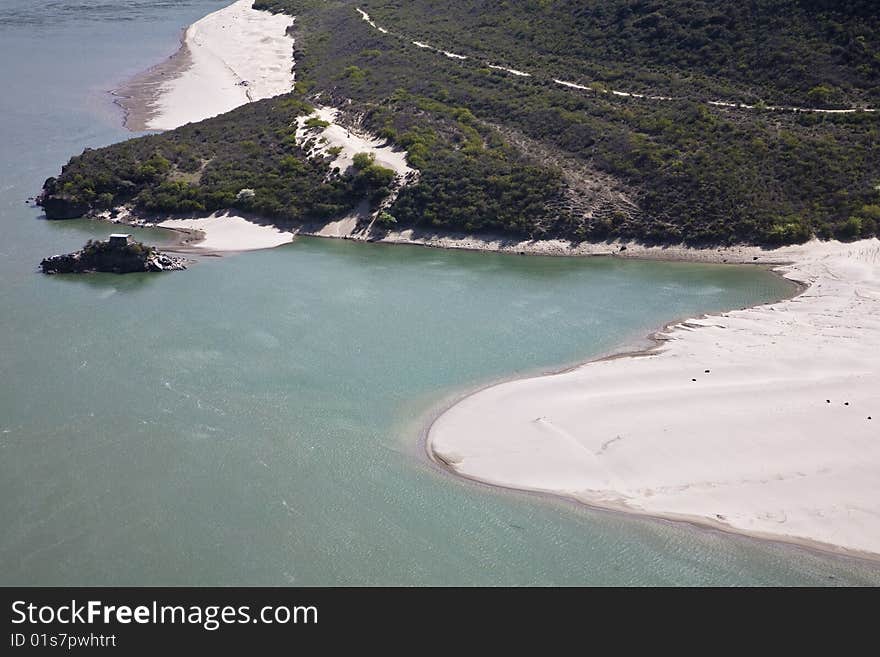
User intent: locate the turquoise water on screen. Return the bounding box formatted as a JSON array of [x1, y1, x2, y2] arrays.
[[1, 1, 878, 586]]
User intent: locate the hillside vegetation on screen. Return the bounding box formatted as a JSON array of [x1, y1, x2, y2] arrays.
[[41, 0, 880, 245], [41, 97, 385, 225], [358, 0, 880, 108]]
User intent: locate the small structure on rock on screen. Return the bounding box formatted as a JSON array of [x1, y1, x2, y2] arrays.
[[40, 236, 187, 275]]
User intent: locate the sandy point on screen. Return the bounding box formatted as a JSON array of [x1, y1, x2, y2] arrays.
[[428, 239, 880, 560], [157, 214, 295, 253]]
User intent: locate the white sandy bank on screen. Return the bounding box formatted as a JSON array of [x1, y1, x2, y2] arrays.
[[297, 106, 415, 179], [430, 239, 880, 558], [147, 0, 294, 131], [158, 214, 293, 251]]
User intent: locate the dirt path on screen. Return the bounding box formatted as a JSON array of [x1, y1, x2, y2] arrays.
[[354, 6, 876, 115]]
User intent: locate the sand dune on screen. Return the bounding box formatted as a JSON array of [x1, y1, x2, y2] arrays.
[[297, 106, 415, 179]]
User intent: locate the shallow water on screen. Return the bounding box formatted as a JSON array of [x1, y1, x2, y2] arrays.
[[1, 1, 878, 586]]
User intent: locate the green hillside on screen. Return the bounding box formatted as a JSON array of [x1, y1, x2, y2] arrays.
[[41, 0, 880, 245]]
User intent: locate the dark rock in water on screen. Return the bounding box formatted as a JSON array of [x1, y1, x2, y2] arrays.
[[40, 252, 81, 274], [36, 175, 101, 219], [40, 237, 186, 274], [39, 193, 90, 220], [145, 252, 187, 272]]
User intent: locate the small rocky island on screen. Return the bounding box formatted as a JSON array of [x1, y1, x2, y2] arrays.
[[40, 234, 186, 274]]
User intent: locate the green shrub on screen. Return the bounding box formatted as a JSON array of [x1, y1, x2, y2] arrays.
[[377, 211, 398, 226], [304, 116, 330, 130], [352, 152, 376, 169]]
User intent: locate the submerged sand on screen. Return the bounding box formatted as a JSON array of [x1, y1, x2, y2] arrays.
[[429, 239, 880, 559], [112, 30, 192, 131]]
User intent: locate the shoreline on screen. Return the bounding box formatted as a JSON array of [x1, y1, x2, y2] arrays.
[[96, 209, 295, 254], [426, 238, 880, 562], [418, 388, 880, 569], [104, 206, 802, 266], [419, 320, 880, 569], [97, 5, 879, 562], [111, 29, 192, 131], [96, 205, 880, 564], [425, 426, 880, 567], [343, 228, 795, 265]]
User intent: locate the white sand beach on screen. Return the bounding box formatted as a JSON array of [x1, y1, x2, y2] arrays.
[[145, 0, 294, 131], [158, 214, 294, 251], [429, 239, 880, 558]]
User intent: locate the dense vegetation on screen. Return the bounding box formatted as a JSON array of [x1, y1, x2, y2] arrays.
[[41, 0, 880, 245], [257, 0, 880, 243], [357, 0, 880, 108], [41, 97, 392, 225]]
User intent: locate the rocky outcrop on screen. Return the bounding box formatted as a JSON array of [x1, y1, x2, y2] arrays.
[[40, 238, 187, 274], [39, 193, 90, 220], [39, 252, 82, 274], [37, 176, 92, 220], [144, 252, 187, 272]]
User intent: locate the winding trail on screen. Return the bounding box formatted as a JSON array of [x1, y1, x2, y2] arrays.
[[355, 7, 876, 115]]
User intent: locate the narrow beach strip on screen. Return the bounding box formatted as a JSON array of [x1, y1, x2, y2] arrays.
[[429, 239, 880, 559]]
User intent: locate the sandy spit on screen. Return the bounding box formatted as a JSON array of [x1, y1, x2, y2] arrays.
[[428, 238, 880, 560], [115, 0, 295, 132]]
